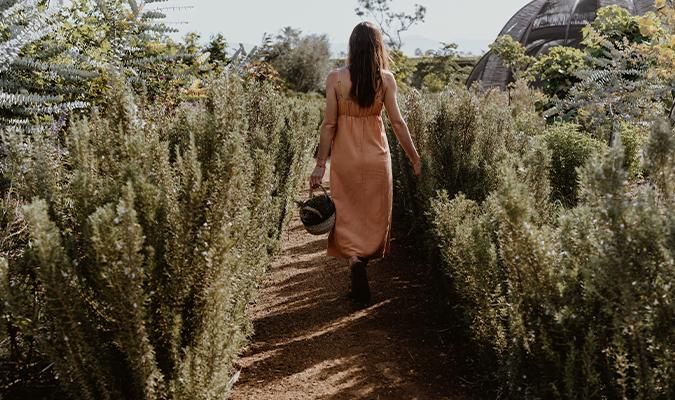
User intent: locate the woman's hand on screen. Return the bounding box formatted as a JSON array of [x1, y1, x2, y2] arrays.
[[309, 164, 326, 188], [412, 156, 422, 177]]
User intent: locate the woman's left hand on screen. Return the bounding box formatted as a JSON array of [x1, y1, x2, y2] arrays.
[[412, 156, 422, 177], [309, 165, 326, 189]]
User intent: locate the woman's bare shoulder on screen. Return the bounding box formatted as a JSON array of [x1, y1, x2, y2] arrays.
[[381, 70, 396, 83], [327, 67, 347, 83], [381, 70, 397, 90]]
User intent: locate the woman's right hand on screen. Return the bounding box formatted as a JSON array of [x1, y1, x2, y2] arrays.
[[309, 164, 326, 188]]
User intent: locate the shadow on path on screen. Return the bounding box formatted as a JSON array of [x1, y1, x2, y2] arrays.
[[232, 188, 467, 400]]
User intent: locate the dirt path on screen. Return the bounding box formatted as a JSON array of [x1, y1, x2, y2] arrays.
[[232, 178, 466, 400]]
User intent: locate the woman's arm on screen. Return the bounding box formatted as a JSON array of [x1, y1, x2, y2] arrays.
[[382, 71, 421, 176], [310, 71, 339, 188]]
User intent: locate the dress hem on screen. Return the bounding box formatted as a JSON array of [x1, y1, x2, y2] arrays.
[[326, 245, 389, 262]]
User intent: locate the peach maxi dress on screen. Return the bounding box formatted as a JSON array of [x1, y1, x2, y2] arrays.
[[327, 75, 393, 260]]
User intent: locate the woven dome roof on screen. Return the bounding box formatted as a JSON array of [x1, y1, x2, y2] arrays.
[[467, 0, 656, 90]]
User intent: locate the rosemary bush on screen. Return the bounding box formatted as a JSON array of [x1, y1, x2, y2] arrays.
[[430, 121, 674, 398], [0, 75, 319, 399], [543, 123, 606, 207], [388, 83, 544, 237], [391, 80, 674, 397]]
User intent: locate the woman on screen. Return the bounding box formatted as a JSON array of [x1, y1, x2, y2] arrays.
[[309, 22, 421, 306]]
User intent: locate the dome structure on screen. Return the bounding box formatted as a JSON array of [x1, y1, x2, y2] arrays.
[[467, 0, 656, 90]]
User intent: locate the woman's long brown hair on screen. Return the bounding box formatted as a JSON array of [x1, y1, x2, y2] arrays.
[[347, 22, 389, 108]]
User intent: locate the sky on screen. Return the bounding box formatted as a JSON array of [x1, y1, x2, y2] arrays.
[[162, 0, 532, 55]]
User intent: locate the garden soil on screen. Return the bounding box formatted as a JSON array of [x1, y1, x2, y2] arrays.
[[232, 166, 467, 400]]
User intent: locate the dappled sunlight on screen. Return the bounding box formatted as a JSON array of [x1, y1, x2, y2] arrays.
[[232, 211, 464, 399]]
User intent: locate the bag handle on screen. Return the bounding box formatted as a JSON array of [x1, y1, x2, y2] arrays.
[[310, 185, 329, 199]]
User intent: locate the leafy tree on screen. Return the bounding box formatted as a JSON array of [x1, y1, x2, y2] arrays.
[[645, 0, 675, 122], [59, 0, 179, 68], [55, 0, 205, 103], [547, 5, 674, 143], [387, 49, 415, 91], [584, 5, 653, 50], [261, 27, 301, 63], [206, 33, 229, 65], [182, 32, 201, 56], [411, 43, 465, 91], [0, 0, 95, 132], [354, 0, 426, 51], [262, 27, 331, 93], [488, 35, 534, 81], [556, 41, 669, 143]]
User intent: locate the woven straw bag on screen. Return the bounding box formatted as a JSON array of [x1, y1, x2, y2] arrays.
[[296, 185, 336, 235]]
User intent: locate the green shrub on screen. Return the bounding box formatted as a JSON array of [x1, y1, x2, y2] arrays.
[[392, 77, 674, 397], [617, 121, 650, 178], [430, 153, 562, 396], [387, 89, 432, 232], [430, 192, 503, 354], [530, 46, 586, 99], [428, 121, 675, 399], [425, 88, 520, 201], [544, 123, 606, 206], [508, 79, 548, 137], [388, 84, 547, 239], [644, 119, 675, 197], [0, 76, 319, 399]]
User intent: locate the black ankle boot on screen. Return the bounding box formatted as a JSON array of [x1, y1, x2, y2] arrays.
[[349, 260, 371, 305]]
